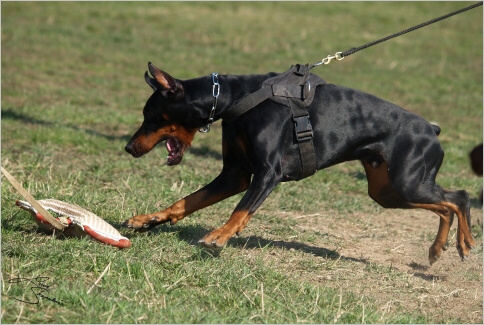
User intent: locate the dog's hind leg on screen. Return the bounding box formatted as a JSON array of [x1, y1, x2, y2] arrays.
[[407, 203, 455, 264], [408, 190, 473, 264], [362, 153, 473, 265], [392, 140, 475, 263]]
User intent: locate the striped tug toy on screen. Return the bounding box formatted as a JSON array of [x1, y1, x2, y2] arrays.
[[16, 199, 131, 248], [2, 167, 131, 249]]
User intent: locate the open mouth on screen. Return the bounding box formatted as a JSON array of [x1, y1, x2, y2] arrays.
[[165, 137, 187, 165]]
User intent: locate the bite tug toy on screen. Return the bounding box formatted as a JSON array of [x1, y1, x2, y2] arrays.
[[2, 167, 131, 248]]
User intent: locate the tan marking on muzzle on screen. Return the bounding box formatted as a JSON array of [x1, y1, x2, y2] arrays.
[[132, 124, 198, 155]]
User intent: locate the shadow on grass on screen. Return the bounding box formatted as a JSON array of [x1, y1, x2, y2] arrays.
[[2, 108, 223, 158], [135, 223, 459, 282], [470, 197, 483, 209], [2, 108, 132, 142], [239, 234, 460, 282]]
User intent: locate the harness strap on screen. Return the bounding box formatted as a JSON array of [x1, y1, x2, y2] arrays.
[[223, 64, 322, 179], [223, 87, 273, 123], [1, 167, 67, 231], [283, 64, 317, 179]]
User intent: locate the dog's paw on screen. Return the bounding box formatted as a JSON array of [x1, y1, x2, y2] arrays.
[[198, 228, 232, 249], [150, 215, 178, 225], [198, 239, 225, 249], [428, 244, 443, 265], [456, 241, 473, 262], [123, 214, 158, 230], [465, 235, 476, 250], [442, 240, 450, 251]]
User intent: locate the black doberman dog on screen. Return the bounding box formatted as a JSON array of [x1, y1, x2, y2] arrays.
[[124, 62, 475, 265]]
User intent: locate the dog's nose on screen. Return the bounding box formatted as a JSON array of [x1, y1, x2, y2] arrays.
[[125, 142, 143, 158], [125, 143, 133, 154]]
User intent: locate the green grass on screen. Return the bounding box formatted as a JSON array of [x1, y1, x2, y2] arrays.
[[2, 2, 482, 323]]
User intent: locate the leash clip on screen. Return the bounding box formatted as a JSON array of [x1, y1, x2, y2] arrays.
[[310, 52, 344, 69]]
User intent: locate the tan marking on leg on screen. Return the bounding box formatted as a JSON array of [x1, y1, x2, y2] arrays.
[[362, 160, 407, 208], [126, 172, 251, 229], [150, 184, 248, 225], [409, 202, 474, 263], [439, 201, 475, 258], [236, 212, 254, 235], [124, 213, 156, 229], [199, 210, 251, 248], [408, 204, 453, 264], [362, 160, 390, 201]]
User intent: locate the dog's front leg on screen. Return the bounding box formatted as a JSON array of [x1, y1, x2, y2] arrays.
[[199, 169, 280, 248], [123, 168, 250, 230]]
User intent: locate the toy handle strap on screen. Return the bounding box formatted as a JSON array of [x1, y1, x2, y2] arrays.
[[1, 167, 67, 231]]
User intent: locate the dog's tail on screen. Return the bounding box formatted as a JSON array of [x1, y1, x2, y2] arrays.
[[429, 122, 441, 136]]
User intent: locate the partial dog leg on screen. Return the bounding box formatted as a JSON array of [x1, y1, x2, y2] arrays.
[[431, 207, 455, 261], [441, 209, 455, 251], [198, 169, 280, 248], [362, 156, 472, 264], [407, 203, 454, 264], [123, 167, 250, 230], [235, 212, 254, 236], [439, 190, 475, 260], [409, 191, 474, 263], [440, 188, 456, 252]]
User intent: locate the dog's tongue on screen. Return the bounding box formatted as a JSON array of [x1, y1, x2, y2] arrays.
[[166, 138, 176, 153], [165, 137, 182, 165]]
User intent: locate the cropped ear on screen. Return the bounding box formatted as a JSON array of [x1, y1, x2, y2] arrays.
[[145, 62, 182, 95], [144, 71, 158, 91]]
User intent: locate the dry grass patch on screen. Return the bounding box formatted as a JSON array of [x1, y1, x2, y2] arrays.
[[235, 206, 483, 323]]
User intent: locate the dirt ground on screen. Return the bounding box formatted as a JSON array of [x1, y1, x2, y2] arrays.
[[254, 206, 483, 323]]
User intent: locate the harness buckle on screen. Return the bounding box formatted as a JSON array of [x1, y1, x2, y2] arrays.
[[293, 114, 313, 142]]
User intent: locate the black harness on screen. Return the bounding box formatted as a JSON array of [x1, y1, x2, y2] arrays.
[[223, 64, 326, 179]]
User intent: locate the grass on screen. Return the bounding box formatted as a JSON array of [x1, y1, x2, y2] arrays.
[[1, 2, 482, 323]]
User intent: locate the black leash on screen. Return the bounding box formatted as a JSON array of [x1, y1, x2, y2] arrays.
[[311, 1, 483, 68]]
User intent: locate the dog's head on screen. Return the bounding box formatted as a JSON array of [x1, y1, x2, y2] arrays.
[[125, 63, 199, 165]]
